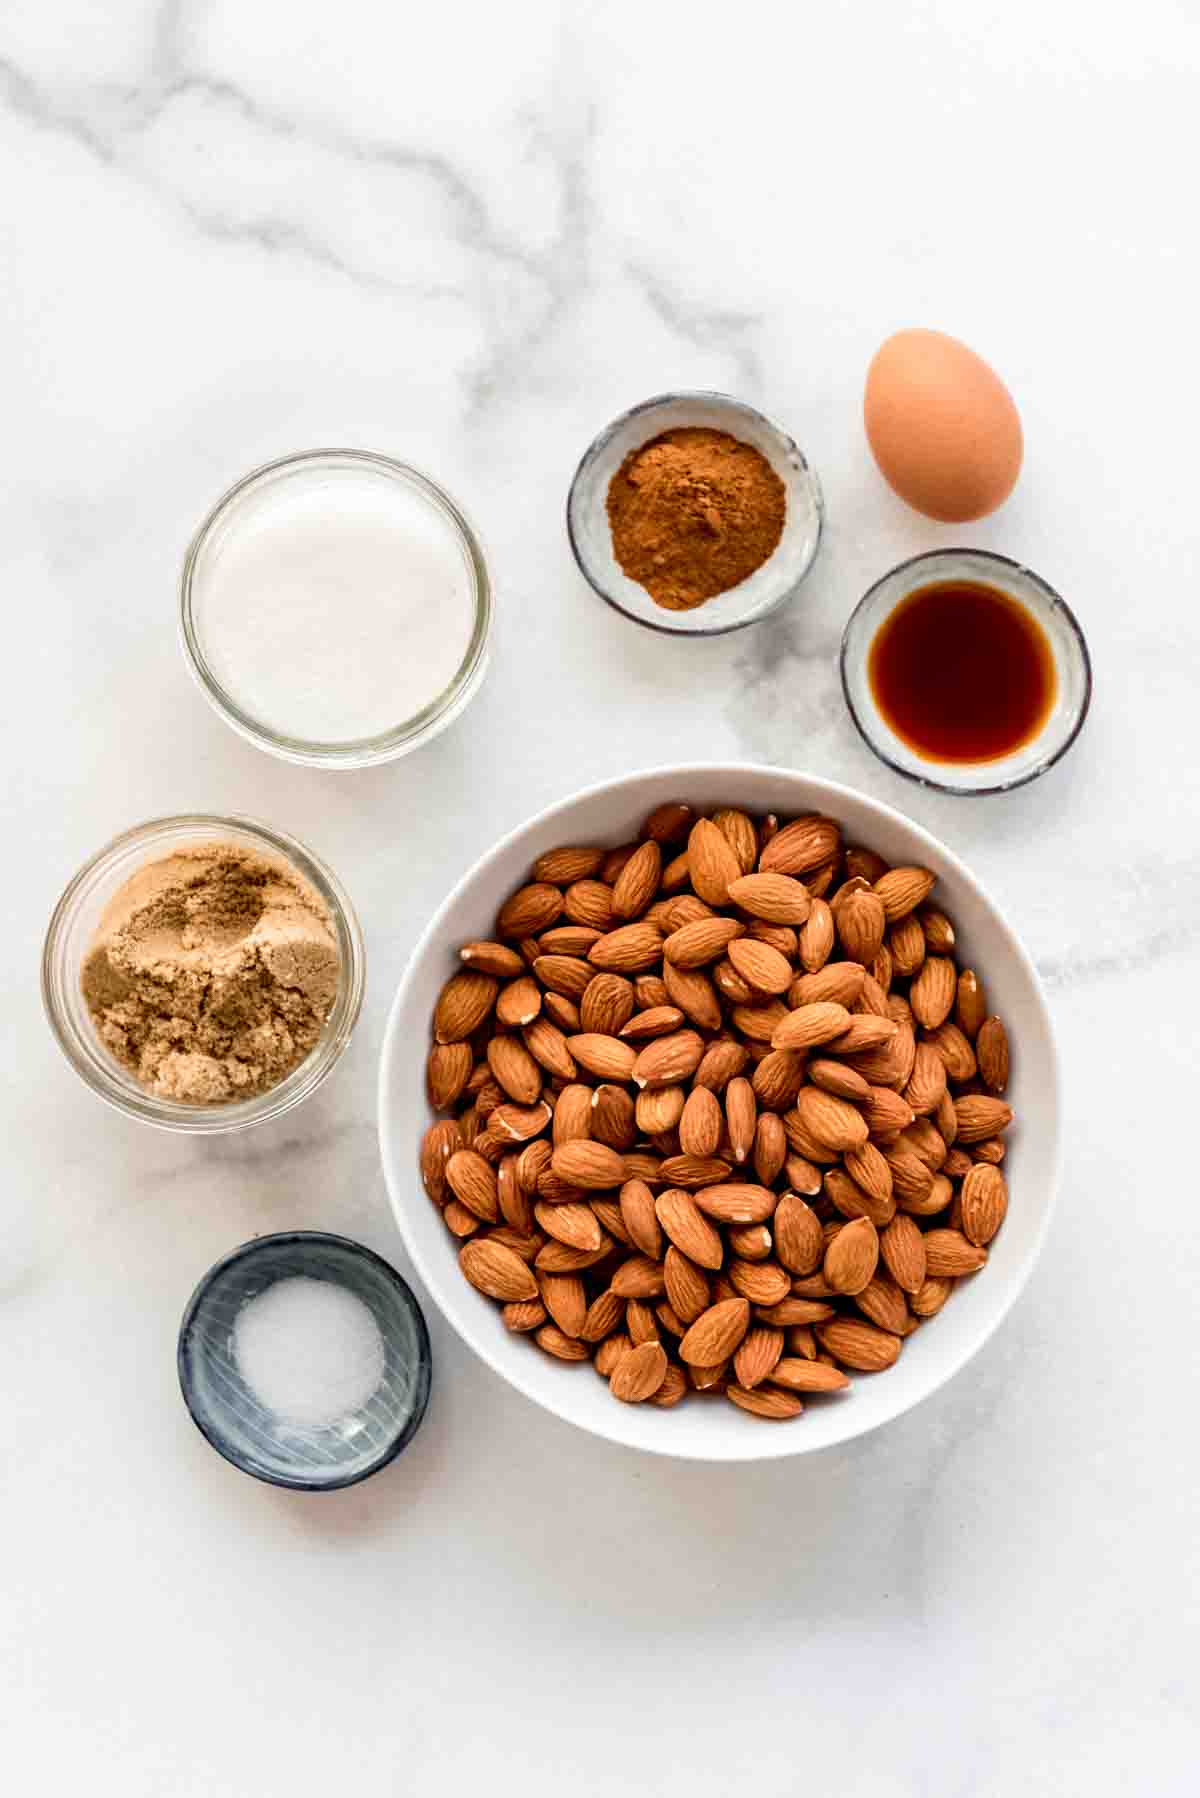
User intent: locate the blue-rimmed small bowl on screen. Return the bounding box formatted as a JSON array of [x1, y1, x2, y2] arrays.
[[178, 1232, 431, 1491]]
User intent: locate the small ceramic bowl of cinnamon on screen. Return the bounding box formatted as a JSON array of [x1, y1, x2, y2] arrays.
[[566, 391, 823, 636]]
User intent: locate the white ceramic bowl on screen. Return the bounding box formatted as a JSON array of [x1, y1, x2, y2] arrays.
[[378, 765, 1060, 1463]]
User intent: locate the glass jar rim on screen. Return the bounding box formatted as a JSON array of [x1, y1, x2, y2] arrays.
[[179, 449, 493, 769]]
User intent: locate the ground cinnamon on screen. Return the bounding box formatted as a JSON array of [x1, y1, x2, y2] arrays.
[[606, 426, 786, 611]]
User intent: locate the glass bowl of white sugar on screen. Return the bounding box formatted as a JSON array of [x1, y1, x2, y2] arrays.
[[181, 450, 492, 768], [178, 1231, 432, 1489]]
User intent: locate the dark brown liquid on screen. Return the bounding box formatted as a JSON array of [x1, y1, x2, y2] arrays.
[[868, 579, 1056, 764]]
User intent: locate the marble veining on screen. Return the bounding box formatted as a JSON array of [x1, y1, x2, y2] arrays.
[[2, 3, 1198, 1794]]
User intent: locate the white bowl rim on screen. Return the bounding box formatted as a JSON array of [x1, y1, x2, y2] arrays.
[[378, 762, 1061, 1463]]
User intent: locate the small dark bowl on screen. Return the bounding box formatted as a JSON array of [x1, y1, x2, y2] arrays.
[[178, 1231, 431, 1491]]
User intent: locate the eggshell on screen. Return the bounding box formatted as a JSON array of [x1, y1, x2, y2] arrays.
[[864, 329, 1023, 522]]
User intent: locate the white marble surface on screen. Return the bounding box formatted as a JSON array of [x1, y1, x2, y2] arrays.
[[3, 3, 1198, 1791]]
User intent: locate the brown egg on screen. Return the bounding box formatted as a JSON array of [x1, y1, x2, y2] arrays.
[[864, 328, 1023, 522]]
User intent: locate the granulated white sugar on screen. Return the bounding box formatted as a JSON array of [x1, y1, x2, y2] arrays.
[[233, 1276, 385, 1428]]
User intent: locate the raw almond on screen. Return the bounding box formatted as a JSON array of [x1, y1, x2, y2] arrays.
[[728, 1222, 771, 1260], [976, 1015, 1010, 1093], [824, 1166, 893, 1228], [501, 1299, 546, 1332], [551, 1083, 593, 1144], [816, 1317, 901, 1372], [590, 1083, 636, 1151], [563, 880, 615, 931], [679, 1086, 723, 1159], [956, 968, 988, 1038], [442, 1200, 480, 1238], [535, 1323, 591, 1362], [798, 898, 835, 972], [923, 1229, 988, 1276], [733, 1327, 785, 1388], [784, 1153, 824, 1196], [960, 1164, 1008, 1246], [496, 975, 543, 1029], [835, 888, 887, 963], [534, 1202, 602, 1253], [427, 1041, 473, 1110], [587, 922, 663, 972], [888, 912, 926, 977], [619, 1179, 662, 1257], [610, 1255, 667, 1299], [729, 1258, 790, 1306], [863, 1085, 915, 1136], [794, 1086, 869, 1152], [828, 1014, 898, 1055], [953, 1094, 1014, 1143], [486, 1036, 543, 1105], [566, 1033, 638, 1082], [823, 1216, 879, 1295], [854, 1273, 909, 1335], [727, 870, 812, 924], [751, 1049, 807, 1112], [533, 846, 604, 885], [905, 1042, 947, 1116], [550, 1140, 627, 1190], [663, 961, 723, 1031], [497, 883, 563, 939], [655, 1188, 724, 1270], [434, 971, 498, 1043], [720, 1077, 754, 1162], [594, 1333, 631, 1375], [643, 800, 695, 843], [880, 1214, 926, 1293], [688, 818, 742, 906], [663, 1244, 711, 1322], [789, 962, 866, 1008], [609, 1340, 668, 1403], [693, 1182, 776, 1224], [657, 1154, 734, 1189], [725, 1384, 804, 1419], [679, 1296, 752, 1365], [771, 1001, 852, 1052], [726, 935, 792, 997], [633, 1029, 705, 1090], [538, 1272, 588, 1337], [873, 866, 935, 922], [619, 1004, 685, 1039], [770, 1357, 848, 1393], [445, 1149, 500, 1221], [458, 940, 525, 978], [635, 1085, 686, 1134], [758, 814, 840, 875], [578, 972, 635, 1036], [910, 956, 957, 1029], [910, 1275, 952, 1317], [522, 1018, 577, 1082], [694, 1039, 750, 1092], [459, 1236, 539, 1302], [663, 915, 745, 968], [773, 1194, 824, 1275], [609, 839, 662, 920], [757, 1297, 835, 1326], [711, 807, 758, 873], [924, 1020, 977, 1083]]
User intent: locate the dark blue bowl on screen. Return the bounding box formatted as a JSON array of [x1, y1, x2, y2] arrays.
[[178, 1231, 431, 1490]]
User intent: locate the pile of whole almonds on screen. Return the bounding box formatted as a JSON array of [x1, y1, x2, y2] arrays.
[[419, 803, 1013, 1421]]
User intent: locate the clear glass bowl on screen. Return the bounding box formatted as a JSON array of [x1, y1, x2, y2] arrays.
[[180, 449, 493, 769], [840, 548, 1092, 795], [42, 815, 365, 1133], [566, 391, 824, 636]]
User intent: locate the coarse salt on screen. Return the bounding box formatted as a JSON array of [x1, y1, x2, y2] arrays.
[[232, 1275, 385, 1428]]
